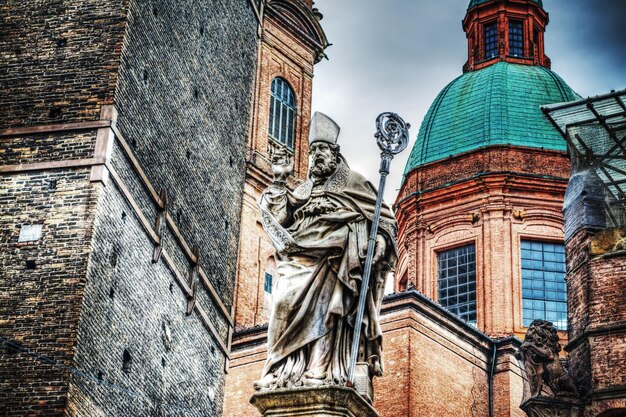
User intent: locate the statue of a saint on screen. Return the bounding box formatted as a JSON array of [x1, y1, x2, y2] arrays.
[[254, 112, 397, 390]]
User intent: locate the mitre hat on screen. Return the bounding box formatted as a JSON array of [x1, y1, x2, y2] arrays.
[[309, 112, 340, 145]]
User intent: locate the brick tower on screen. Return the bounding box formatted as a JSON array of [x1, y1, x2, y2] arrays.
[[395, 0, 580, 339], [1, 1, 258, 415], [232, 1, 328, 334]]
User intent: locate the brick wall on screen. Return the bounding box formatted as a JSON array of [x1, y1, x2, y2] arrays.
[[65, 0, 258, 414], [233, 1, 325, 331], [0, 0, 127, 128], [1, 0, 258, 415], [67, 173, 227, 415], [565, 228, 626, 414], [0, 163, 100, 415], [397, 146, 570, 203], [224, 292, 526, 417], [113, 0, 257, 307], [395, 147, 570, 338]]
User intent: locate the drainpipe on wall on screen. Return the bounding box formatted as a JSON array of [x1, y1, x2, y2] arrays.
[[488, 339, 498, 417]]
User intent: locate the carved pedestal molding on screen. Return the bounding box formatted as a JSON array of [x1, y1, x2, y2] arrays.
[[249, 386, 379, 417], [521, 396, 582, 417]]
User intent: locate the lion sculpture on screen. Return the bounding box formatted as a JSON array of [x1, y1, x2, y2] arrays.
[[516, 319, 579, 398]]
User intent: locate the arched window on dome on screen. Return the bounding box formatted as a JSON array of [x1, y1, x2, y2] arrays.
[[269, 78, 297, 150]]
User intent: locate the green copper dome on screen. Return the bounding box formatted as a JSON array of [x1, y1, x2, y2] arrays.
[[468, 0, 543, 9], [404, 62, 580, 174]]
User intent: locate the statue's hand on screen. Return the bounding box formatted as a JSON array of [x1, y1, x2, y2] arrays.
[[372, 235, 387, 267], [270, 148, 294, 185]]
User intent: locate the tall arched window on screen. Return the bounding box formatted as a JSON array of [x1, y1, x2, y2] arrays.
[[269, 78, 296, 150]]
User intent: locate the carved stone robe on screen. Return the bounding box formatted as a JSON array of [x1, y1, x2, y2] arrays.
[[259, 159, 397, 386]]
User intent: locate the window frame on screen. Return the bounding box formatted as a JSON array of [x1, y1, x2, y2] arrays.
[[483, 21, 499, 61], [436, 243, 478, 324], [264, 272, 273, 294], [268, 77, 297, 151], [520, 239, 568, 330], [508, 19, 524, 57]]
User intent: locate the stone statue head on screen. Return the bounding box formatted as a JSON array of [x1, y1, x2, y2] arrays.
[[308, 112, 341, 180], [309, 141, 339, 180], [525, 319, 561, 356]]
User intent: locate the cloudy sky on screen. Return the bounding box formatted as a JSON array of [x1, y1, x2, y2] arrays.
[[310, 0, 625, 204]]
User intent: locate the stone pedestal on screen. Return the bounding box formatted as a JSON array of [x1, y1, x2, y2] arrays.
[[250, 386, 379, 417], [521, 396, 582, 417]]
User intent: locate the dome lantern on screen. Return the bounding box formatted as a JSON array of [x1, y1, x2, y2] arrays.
[[463, 0, 550, 72]]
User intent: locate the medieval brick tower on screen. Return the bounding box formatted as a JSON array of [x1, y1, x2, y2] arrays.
[[395, 0, 580, 339], [0, 1, 258, 415]]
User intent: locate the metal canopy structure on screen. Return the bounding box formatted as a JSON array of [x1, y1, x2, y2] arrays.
[[542, 89, 626, 226]]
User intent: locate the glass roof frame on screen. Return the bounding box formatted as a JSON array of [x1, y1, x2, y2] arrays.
[[542, 90, 626, 211]]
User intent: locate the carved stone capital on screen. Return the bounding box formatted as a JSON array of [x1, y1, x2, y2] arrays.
[[250, 386, 379, 417], [521, 396, 582, 417]]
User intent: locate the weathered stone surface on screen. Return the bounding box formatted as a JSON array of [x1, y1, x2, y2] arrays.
[[521, 396, 582, 417], [516, 320, 578, 401], [250, 386, 378, 417], [254, 116, 397, 390], [589, 227, 626, 255], [0, 0, 258, 415]]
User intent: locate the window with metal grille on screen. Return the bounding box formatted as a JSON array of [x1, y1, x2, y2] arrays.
[[264, 272, 273, 294], [521, 241, 567, 330], [269, 78, 296, 150], [437, 244, 477, 324], [484, 23, 499, 60], [509, 20, 524, 57]]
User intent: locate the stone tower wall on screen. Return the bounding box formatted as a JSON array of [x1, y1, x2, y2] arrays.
[[0, 0, 258, 415]]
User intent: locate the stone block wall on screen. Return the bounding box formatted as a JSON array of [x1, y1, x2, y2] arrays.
[[0, 0, 258, 415]]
